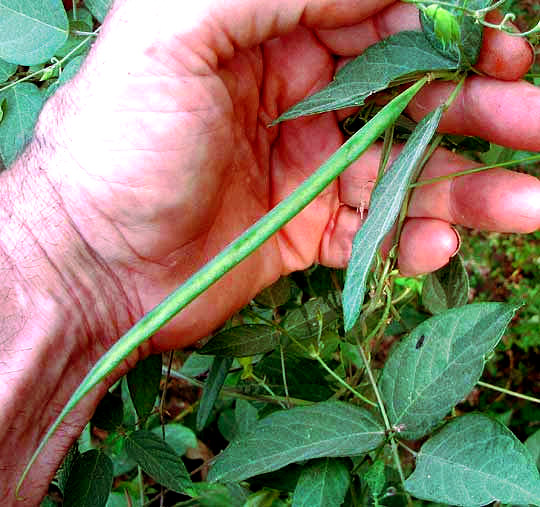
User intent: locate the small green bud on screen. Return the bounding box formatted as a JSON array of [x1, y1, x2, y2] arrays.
[[424, 4, 461, 49]]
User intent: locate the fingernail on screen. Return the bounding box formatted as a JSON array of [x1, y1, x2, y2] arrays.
[[450, 226, 462, 257]]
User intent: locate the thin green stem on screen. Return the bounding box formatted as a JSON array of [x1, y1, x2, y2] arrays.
[[279, 344, 290, 405], [376, 124, 395, 186], [398, 440, 418, 458], [409, 153, 540, 188], [17, 77, 429, 495], [165, 366, 311, 406], [0, 31, 97, 94], [357, 346, 390, 429], [160, 351, 174, 437], [314, 354, 378, 407], [358, 346, 410, 504], [365, 288, 393, 344], [443, 74, 466, 110], [137, 467, 145, 506], [477, 380, 540, 404]]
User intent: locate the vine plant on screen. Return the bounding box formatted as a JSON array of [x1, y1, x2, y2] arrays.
[[1, 0, 539, 505]]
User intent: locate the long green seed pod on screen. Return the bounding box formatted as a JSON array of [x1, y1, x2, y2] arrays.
[[16, 76, 429, 497]]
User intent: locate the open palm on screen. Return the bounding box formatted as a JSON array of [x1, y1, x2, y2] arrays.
[[41, 0, 540, 349]]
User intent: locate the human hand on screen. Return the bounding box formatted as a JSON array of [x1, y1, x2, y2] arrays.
[[4, 0, 540, 503], [31, 0, 539, 351]]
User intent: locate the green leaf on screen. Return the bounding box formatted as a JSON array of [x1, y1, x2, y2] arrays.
[[292, 458, 350, 507], [0, 0, 68, 65], [56, 444, 80, 495], [379, 303, 518, 440], [63, 450, 114, 507], [235, 399, 258, 436], [255, 276, 294, 308], [91, 390, 124, 431], [196, 356, 233, 431], [525, 428, 540, 470], [0, 58, 16, 83], [180, 352, 214, 377], [127, 353, 162, 420], [254, 351, 335, 401], [178, 483, 247, 507], [405, 414, 540, 506], [422, 254, 469, 314], [151, 423, 197, 457], [0, 82, 43, 167], [283, 297, 339, 346], [248, 465, 304, 493], [123, 430, 193, 494], [343, 107, 443, 331], [84, 0, 112, 22], [54, 16, 93, 59], [44, 55, 85, 99], [71, 6, 93, 27], [420, 0, 490, 67], [199, 325, 280, 357], [102, 431, 137, 477], [275, 31, 456, 123], [364, 459, 386, 498], [208, 401, 385, 483]]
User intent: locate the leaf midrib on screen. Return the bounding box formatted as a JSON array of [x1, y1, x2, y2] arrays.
[[0, 3, 66, 34]]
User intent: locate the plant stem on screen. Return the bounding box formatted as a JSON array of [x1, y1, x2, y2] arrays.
[[165, 366, 311, 406], [398, 440, 418, 457], [314, 354, 378, 407], [477, 380, 540, 404], [17, 77, 429, 494], [160, 351, 175, 436], [0, 31, 98, 93], [409, 153, 540, 188], [357, 346, 411, 505]]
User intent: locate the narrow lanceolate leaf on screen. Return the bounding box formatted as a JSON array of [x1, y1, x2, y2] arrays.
[[420, 0, 491, 68], [292, 458, 350, 507], [0, 0, 68, 65], [422, 254, 469, 314], [343, 107, 443, 331], [127, 353, 162, 420], [199, 325, 280, 357], [405, 414, 540, 506], [275, 31, 456, 123], [208, 401, 384, 483], [124, 430, 193, 495], [63, 450, 113, 507], [196, 356, 233, 431], [379, 303, 518, 440], [0, 82, 43, 167], [0, 58, 16, 83]]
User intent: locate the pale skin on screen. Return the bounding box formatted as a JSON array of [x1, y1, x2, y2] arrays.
[[1, 0, 539, 503]]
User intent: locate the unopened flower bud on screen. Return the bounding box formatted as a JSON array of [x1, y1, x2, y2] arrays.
[[424, 4, 461, 49]]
